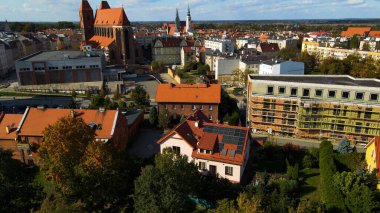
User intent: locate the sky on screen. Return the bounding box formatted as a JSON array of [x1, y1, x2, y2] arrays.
[[0, 0, 380, 22]]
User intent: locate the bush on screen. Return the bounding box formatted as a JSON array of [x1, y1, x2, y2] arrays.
[[302, 155, 314, 169]]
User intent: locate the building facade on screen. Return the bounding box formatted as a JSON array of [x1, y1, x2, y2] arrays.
[[157, 111, 251, 183], [259, 60, 304, 75], [79, 0, 136, 66], [365, 137, 380, 190], [153, 38, 201, 65], [155, 83, 221, 122], [247, 75, 380, 144], [205, 39, 235, 54], [16, 51, 105, 86]]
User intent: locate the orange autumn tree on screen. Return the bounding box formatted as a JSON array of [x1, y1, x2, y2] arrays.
[[38, 116, 130, 212]]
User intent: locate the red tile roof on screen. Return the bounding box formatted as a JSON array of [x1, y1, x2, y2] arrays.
[[341, 27, 371, 37], [94, 8, 130, 27], [88, 35, 114, 47], [0, 113, 23, 140], [260, 43, 280, 52], [155, 84, 221, 104], [18, 108, 118, 139], [157, 111, 250, 165], [369, 31, 380, 38]]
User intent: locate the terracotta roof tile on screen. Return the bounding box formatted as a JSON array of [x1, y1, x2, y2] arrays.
[[341, 27, 371, 37], [94, 8, 130, 27], [88, 35, 114, 47], [156, 84, 221, 104], [260, 43, 279, 52], [369, 31, 380, 38], [18, 108, 118, 139], [0, 114, 23, 140], [198, 133, 217, 150]]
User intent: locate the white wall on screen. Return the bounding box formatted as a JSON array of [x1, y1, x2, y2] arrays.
[[259, 61, 304, 75], [215, 57, 239, 80], [194, 158, 242, 182], [160, 133, 195, 162]]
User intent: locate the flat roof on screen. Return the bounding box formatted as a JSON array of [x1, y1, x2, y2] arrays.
[[249, 75, 380, 88], [19, 51, 98, 62]]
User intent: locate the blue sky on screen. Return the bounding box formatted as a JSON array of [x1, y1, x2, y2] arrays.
[[1, 0, 380, 22]]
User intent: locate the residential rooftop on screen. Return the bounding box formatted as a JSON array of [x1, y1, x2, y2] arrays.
[[18, 51, 99, 62], [249, 75, 380, 88]]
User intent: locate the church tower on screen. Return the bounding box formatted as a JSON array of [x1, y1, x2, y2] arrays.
[[175, 8, 181, 32], [79, 0, 94, 42], [186, 4, 192, 33]]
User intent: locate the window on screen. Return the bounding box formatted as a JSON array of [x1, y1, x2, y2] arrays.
[[200, 105, 203, 110], [172, 105, 176, 110], [302, 89, 310, 97], [192, 105, 196, 110], [209, 105, 213, 111], [172, 146, 181, 154], [164, 104, 168, 109], [364, 111, 372, 119], [278, 87, 286, 94], [328, 90, 336, 98], [355, 122, 362, 133], [291, 88, 298, 97], [357, 111, 362, 118], [355, 92, 364, 100], [315, 89, 323, 97], [267, 86, 274, 95], [199, 162, 206, 171], [370, 93, 378, 101], [181, 105, 184, 110], [225, 166, 233, 176], [337, 121, 345, 131], [209, 115, 213, 120], [342, 91, 350, 99]]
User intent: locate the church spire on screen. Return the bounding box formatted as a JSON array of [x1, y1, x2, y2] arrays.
[[175, 8, 181, 31], [187, 3, 191, 16]]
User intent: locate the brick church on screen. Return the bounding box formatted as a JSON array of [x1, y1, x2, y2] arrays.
[[79, 0, 138, 66]]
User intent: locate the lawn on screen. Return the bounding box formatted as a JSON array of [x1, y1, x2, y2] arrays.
[[299, 168, 321, 201]]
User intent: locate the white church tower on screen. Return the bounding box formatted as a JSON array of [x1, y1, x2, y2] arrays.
[[186, 4, 192, 33]]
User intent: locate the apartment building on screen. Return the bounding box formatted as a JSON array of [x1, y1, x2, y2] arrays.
[[259, 60, 304, 75], [247, 75, 380, 144], [204, 39, 235, 54], [266, 38, 298, 49]]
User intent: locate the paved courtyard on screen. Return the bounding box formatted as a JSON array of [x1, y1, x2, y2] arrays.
[[128, 128, 164, 159]]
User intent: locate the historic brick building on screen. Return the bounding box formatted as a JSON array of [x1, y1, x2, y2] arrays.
[[155, 84, 221, 122], [79, 0, 136, 66]]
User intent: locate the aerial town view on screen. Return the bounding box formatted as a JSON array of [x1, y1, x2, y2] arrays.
[[1, 0, 380, 212]]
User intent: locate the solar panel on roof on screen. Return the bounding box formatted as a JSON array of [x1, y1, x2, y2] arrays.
[[218, 143, 224, 151], [230, 150, 236, 157], [221, 148, 227, 156]]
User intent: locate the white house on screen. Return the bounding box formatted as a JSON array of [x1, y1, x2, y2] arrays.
[[259, 60, 304, 75], [157, 111, 251, 183]]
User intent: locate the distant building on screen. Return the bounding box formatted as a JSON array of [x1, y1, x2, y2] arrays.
[[79, 0, 136, 66], [155, 83, 221, 122], [163, 7, 194, 36], [365, 137, 380, 190], [16, 50, 105, 86], [341, 27, 371, 37], [0, 107, 129, 165], [0, 20, 11, 32], [266, 38, 298, 50], [0, 43, 9, 77], [152, 38, 201, 65], [257, 43, 280, 56], [247, 75, 380, 144], [259, 60, 304, 75], [205, 39, 235, 54]]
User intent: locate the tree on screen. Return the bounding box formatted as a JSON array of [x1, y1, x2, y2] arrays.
[[337, 137, 352, 153], [133, 148, 200, 213], [113, 87, 121, 100], [196, 64, 210, 76], [151, 60, 164, 73], [223, 111, 240, 126], [158, 108, 171, 129], [131, 85, 148, 106], [319, 141, 346, 212], [344, 184, 379, 213], [362, 42, 371, 51], [0, 148, 42, 212], [278, 46, 299, 60], [349, 35, 360, 49], [39, 116, 131, 211], [149, 107, 158, 126]]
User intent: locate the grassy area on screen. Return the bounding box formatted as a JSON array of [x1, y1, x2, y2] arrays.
[[299, 168, 321, 201]]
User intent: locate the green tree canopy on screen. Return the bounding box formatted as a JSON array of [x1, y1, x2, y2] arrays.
[[131, 85, 149, 105]]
